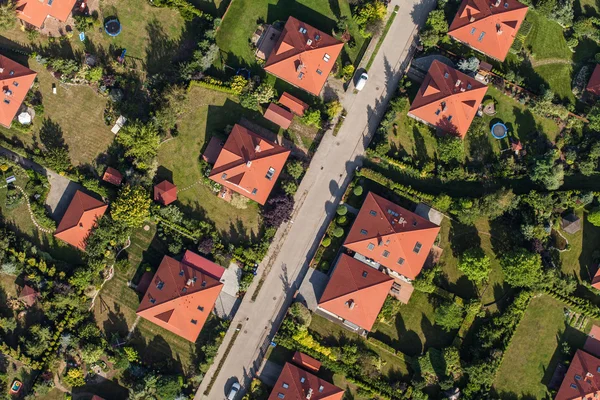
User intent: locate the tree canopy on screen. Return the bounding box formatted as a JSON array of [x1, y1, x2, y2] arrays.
[[116, 122, 160, 170], [434, 302, 464, 332], [500, 248, 543, 288], [110, 185, 151, 229], [458, 247, 491, 284]]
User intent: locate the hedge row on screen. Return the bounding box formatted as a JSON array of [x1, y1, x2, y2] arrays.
[[366, 336, 413, 364], [153, 214, 199, 241], [543, 289, 600, 319], [188, 80, 238, 95], [366, 149, 429, 179], [356, 167, 435, 203]]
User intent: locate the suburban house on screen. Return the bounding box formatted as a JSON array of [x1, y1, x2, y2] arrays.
[[264, 16, 344, 96], [54, 190, 108, 250], [555, 349, 600, 400], [209, 124, 290, 205], [136, 251, 224, 343], [408, 60, 488, 138], [587, 64, 600, 97], [447, 0, 528, 62], [15, 0, 77, 29], [0, 55, 37, 128], [154, 180, 177, 206], [317, 253, 393, 333]]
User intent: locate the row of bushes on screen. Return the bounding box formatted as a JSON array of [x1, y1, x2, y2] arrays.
[[366, 148, 432, 179], [149, 0, 206, 21], [356, 167, 435, 202], [543, 288, 600, 319], [188, 79, 239, 95]]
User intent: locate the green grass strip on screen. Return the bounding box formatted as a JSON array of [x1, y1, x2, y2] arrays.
[[365, 5, 400, 71]]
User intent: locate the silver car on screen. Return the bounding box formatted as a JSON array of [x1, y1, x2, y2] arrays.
[[355, 72, 368, 91], [227, 382, 241, 400]]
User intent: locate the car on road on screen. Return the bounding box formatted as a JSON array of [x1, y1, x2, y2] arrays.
[[355, 72, 368, 91], [227, 382, 241, 400]]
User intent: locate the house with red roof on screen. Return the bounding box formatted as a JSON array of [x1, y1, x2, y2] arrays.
[[408, 60, 488, 138], [15, 0, 77, 29], [587, 64, 600, 97], [279, 92, 309, 116], [448, 0, 528, 62], [209, 124, 290, 205], [102, 167, 123, 186], [344, 192, 440, 282], [154, 180, 177, 206], [555, 349, 600, 400], [136, 251, 225, 342], [54, 190, 108, 250], [292, 351, 321, 372], [265, 103, 294, 129], [0, 56, 37, 128], [268, 361, 344, 400], [317, 254, 393, 332], [265, 17, 344, 96]]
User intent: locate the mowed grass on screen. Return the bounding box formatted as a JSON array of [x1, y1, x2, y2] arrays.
[[559, 208, 600, 281], [524, 12, 572, 60]]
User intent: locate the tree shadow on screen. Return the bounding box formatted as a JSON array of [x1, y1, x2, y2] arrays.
[[412, 125, 429, 162], [410, 0, 437, 25], [448, 221, 481, 257], [100, 300, 129, 337], [39, 118, 68, 152], [489, 213, 523, 257]]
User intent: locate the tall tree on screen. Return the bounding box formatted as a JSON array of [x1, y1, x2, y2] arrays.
[[458, 247, 491, 284], [111, 185, 151, 229], [500, 248, 543, 288]]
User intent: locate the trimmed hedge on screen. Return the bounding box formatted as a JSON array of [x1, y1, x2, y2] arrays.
[[188, 80, 238, 95], [356, 167, 435, 202]]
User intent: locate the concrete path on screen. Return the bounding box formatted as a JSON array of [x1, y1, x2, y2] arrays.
[[195, 0, 436, 397]]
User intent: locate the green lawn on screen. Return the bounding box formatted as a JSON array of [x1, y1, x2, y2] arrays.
[[559, 208, 600, 281], [524, 12, 571, 60]]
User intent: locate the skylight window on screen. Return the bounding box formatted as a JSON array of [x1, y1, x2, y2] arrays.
[[252, 188, 258, 195], [478, 31, 486, 42], [369, 210, 377, 216], [444, 72, 449, 78], [367, 243, 375, 250], [467, 83, 472, 89], [201, 280, 207, 287], [191, 319, 197, 325], [282, 383, 289, 389], [150, 297, 156, 304], [447, 115, 453, 121], [198, 306, 204, 311], [397, 257, 405, 265], [298, 72, 304, 80], [316, 69, 323, 75], [48, 0, 53, 5], [435, 109, 441, 116], [319, 386, 324, 393], [470, 27, 476, 35], [323, 53, 331, 62], [575, 374, 582, 380], [278, 393, 285, 399], [266, 167, 276, 180], [298, 27, 307, 34], [12, 81, 18, 87], [362, 271, 368, 277], [383, 250, 390, 258], [157, 281, 165, 290], [504, 2, 509, 7], [179, 270, 184, 276], [413, 242, 422, 254], [3, 99, 9, 104], [300, 377, 306, 383], [360, 229, 368, 235], [221, 173, 227, 179]]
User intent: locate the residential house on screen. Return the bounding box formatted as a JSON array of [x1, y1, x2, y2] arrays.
[[0, 55, 37, 128], [448, 0, 528, 62], [268, 360, 344, 400], [154, 180, 177, 206], [555, 349, 600, 400], [54, 190, 108, 250], [408, 60, 488, 138], [587, 64, 600, 97], [209, 124, 290, 205], [16, 0, 77, 29], [265, 16, 344, 96]]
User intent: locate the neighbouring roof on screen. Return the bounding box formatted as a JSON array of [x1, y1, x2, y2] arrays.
[[54, 190, 108, 250], [154, 180, 177, 205], [209, 124, 290, 205], [264, 103, 294, 129], [279, 92, 309, 116], [268, 362, 344, 400], [102, 167, 123, 186], [448, 0, 529, 61], [136, 253, 224, 342], [389, 277, 415, 304], [555, 349, 600, 400], [414, 203, 444, 226], [344, 192, 440, 280], [587, 65, 600, 96], [408, 60, 488, 138], [292, 351, 321, 372], [182, 250, 225, 280], [202, 136, 223, 164], [0, 56, 37, 128], [318, 254, 393, 331], [561, 213, 581, 235], [16, 0, 77, 28], [19, 285, 39, 307], [264, 17, 344, 96], [592, 267, 600, 290], [585, 325, 600, 358]]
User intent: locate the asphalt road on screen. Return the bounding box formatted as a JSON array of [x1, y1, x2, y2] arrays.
[[195, 0, 436, 397]]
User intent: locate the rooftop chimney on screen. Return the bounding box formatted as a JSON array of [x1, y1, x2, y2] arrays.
[[345, 299, 355, 309], [469, 16, 475, 22], [296, 63, 304, 72], [255, 144, 261, 152], [455, 79, 462, 87], [246, 160, 252, 167], [494, 0, 501, 6], [306, 388, 314, 399], [306, 39, 313, 46], [496, 24, 503, 34]]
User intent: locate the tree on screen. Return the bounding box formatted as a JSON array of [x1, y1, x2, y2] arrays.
[[458, 247, 491, 284], [588, 208, 600, 227], [301, 109, 322, 128], [419, 9, 448, 48], [116, 122, 160, 169], [530, 152, 564, 190], [354, 1, 387, 37], [589, 105, 600, 132], [289, 302, 312, 326], [0, 317, 17, 333], [336, 205, 348, 216], [325, 100, 343, 120], [154, 85, 187, 132], [437, 135, 464, 164], [44, 147, 72, 173], [353, 185, 363, 196], [111, 185, 151, 229], [332, 227, 344, 237], [253, 83, 276, 104], [500, 248, 543, 288], [434, 302, 464, 332], [286, 160, 304, 180], [281, 180, 298, 196], [443, 346, 462, 379], [64, 368, 86, 387], [0, 1, 16, 30], [262, 195, 294, 227]]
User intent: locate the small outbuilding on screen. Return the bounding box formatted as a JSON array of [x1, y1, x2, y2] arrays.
[[264, 103, 293, 129], [18, 285, 39, 307], [154, 180, 177, 205], [102, 167, 123, 186], [561, 213, 581, 235], [279, 92, 308, 116]]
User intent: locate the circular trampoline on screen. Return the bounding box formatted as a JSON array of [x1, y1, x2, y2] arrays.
[[104, 19, 122, 37], [491, 122, 508, 139]]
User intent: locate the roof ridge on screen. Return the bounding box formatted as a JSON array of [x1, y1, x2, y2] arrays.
[[320, 274, 392, 304]]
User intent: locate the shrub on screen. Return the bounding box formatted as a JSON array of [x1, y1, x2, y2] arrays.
[[353, 185, 363, 196], [282, 180, 298, 196], [262, 195, 294, 228], [301, 109, 322, 128], [342, 64, 355, 81], [332, 227, 345, 238], [321, 237, 332, 247], [434, 302, 465, 332], [588, 208, 600, 227], [286, 160, 304, 180], [336, 205, 348, 216], [337, 215, 348, 225], [325, 100, 343, 120]]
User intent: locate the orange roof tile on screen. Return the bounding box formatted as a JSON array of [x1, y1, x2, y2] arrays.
[[268, 362, 344, 400], [16, 0, 77, 28], [136, 253, 224, 342], [292, 351, 321, 372], [408, 60, 488, 138], [0, 56, 37, 128], [265, 103, 294, 129], [209, 124, 290, 205], [265, 17, 344, 96], [448, 0, 528, 61], [279, 92, 309, 116], [318, 254, 393, 331], [182, 250, 225, 280], [592, 267, 600, 290], [102, 167, 122, 186], [555, 349, 600, 400], [344, 192, 440, 280], [154, 180, 177, 205], [54, 190, 107, 250], [587, 65, 600, 97]]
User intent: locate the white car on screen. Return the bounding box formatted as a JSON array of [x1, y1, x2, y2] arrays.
[[355, 72, 368, 91], [227, 382, 241, 400]]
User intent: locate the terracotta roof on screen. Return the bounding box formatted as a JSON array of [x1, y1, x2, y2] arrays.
[[19, 285, 39, 307], [136, 253, 224, 342], [54, 190, 107, 250], [209, 124, 290, 205], [265, 103, 294, 129], [268, 362, 344, 400], [154, 180, 177, 205], [102, 167, 123, 186], [587, 65, 600, 96], [16, 0, 77, 28], [182, 250, 225, 280], [555, 349, 600, 400], [585, 325, 600, 358], [202, 136, 223, 164], [292, 351, 321, 372], [0, 56, 37, 128], [344, 192, 440, 280], [279, 92, 309, 116], [265, 17, 344, 96], [592, 267, 600, 291], [448, 0, 528, 61], [408, 60, 488, 138]]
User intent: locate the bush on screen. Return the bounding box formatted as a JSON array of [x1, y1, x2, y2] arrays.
[[301, 109, 322, 128], [353, 185, 363, 196], [286, 160, 304, 180], [332, 227, 345, 238], [588, 208, 600, 227], [434, 302, 464, 332], [342, 64, 355, 81], [262, 195, 294, 228], [321, 237, 332, 247], [281, 180, 298, 196], [337, 215, 348, 225], [336, 204, 348, 216]]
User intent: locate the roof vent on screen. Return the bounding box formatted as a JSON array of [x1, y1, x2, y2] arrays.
[[255, 144, 261, 152], [246, 160, 252, 167], [496, 24, 503, 34], [306, 39, 313, 46], [493, 0, 501, 6], [441, 101, 447, 111], [455, 79, 462, 87], [78, 222, 84, 229], [186, 278, 194, 286], [345, 299, 355, 309], [469, 16, 475, 22]]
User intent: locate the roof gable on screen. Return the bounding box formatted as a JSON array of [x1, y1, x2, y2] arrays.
[[0, 56, 37, 128], [54, 190, 107, 250], [154, 180, 177, 205], [587, 65, 600, 96], [268, 363, 344, 400], [15, 0, 77, 28]]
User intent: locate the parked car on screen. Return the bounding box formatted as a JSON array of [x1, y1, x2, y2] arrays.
[[355, 72, 369, 91], [227, 382, 241, 400]]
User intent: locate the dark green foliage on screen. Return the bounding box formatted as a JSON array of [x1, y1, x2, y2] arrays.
[[434, 301, 465, 332]]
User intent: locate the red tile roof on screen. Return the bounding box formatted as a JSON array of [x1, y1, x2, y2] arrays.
[[0, 56, 37, 128], [154, 180, 177, 205], [555, 349, 600, 400], [408, 60, 488, 138], [136, 253, 224, 342], [592, 267, 600, 290], [268, 362, 344, 400], [18, 285, 39, 307], [102, 167, 123, 186], [265, 103, 294, 129], [54, 190, 107, 250], [587, 65, 600, 97], [16, 0, 77, 28], [279, 92, 309, 116], [182, 250, 225, 280], [448, 0, 528, 61], [209, 124, 290, 205], [292, 351, 321, 372], [318, 254, 393, 331], [344, 192, 440, 280], [202, 136, 223, 164], [265, 17, 344, 96]]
